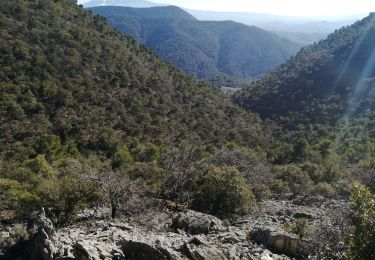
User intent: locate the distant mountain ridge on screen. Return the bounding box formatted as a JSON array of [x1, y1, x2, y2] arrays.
[[82, 1, 365, 44], [88, 5, 195, 20], [187, 10, 364, 44], [234, 13, 375, 125], [83, 0, 163, 8], [88, 6, 301, 78]]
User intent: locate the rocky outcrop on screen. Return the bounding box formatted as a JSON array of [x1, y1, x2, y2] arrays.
[[0, 224, 28, 258], [121, 239, 175, 260], [54, 221, 125, 259], [1, 208, 56, 260], [182, 237, 224, 260], [171, 211, 224, 235], [25, 215, 288, 259], [126, 241, 172, 259], [250, 227, 311, 257], [27, 208, 56, 260], [236, 197, 349, 259], [0, 197, 349, 260], [72, 240, 125, 260]]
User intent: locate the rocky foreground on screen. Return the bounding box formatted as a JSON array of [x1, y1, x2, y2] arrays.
[[0, 196, 349, 260]]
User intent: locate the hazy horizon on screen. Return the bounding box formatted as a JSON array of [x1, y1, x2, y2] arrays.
[[78, 0, 375, 17]]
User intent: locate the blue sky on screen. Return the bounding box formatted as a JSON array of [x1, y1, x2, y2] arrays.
[[77, 0, 375, 17]]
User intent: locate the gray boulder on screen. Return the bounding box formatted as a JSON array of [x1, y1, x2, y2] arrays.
[[182, 237, 224, 260], [121, 240, 175, 260], [73, 241, 103, 260], [249, 226, 311, 257], [171, 211, 224, 235]]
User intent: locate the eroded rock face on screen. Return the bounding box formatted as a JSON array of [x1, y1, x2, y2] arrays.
[[121, 240, 175, 260], [73, 241, 108, 260], [171, 210, 224, 235], [28, 208, 56, 260], [1, 208, 56, 260], [249, 227, 310, 257], [182, 237, 224, 260], [48, 216, 289, 259], [0, 224, 27, 257], [237, 196, 349, 259]]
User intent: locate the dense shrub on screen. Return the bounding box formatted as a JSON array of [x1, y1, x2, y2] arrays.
[[192, 166, 256, 217], [0, 158, 101, 223], [312, 182, 336, 197], [273, 164, 313, 194], [347, 183, 375, 260]]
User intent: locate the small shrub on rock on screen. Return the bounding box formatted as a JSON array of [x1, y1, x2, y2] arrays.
[[283, 218, 309, 239]]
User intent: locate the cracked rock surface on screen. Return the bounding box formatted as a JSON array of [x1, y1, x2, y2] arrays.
[[0, 196, 349, 260]]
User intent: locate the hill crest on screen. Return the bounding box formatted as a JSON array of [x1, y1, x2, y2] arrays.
[[89, 5, 301, 78]]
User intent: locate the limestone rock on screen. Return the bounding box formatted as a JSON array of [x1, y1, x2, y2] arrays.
[[23, 208, 56, 260], [121, 239, 175, 260], [73, 241, 102, 260], [28, 208, 54, 236], [182, 237, 224, 260], [2, 197, 349, 259], [171, 210, 224, 235], [249, 227, 311, 258]]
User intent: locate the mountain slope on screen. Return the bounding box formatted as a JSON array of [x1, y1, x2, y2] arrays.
[[0, 0, 270, 161], [88, 6, 301, 78], [234, 13, 375, 125]]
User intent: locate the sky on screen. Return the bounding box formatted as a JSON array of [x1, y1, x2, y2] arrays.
[[78, 0, 375, 17]]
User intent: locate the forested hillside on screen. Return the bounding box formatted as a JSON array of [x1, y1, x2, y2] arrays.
[[0, 0, 275, 221], [88, 6, 301, 78], [235, 13, 375, 125], [232, 14, 375, 200]]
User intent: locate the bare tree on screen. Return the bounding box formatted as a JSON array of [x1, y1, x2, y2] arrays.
[[208, 148, 274, 199], [160, 141, 207, 203], [84, 166, 134, 219]]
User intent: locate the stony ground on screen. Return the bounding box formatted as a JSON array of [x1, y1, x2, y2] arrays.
[[0, 196, 350, 260]]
